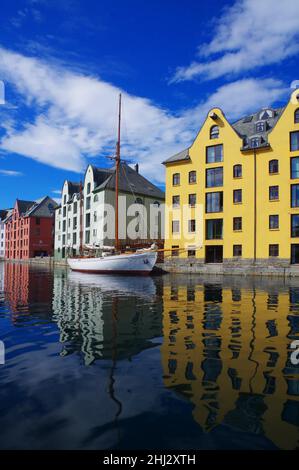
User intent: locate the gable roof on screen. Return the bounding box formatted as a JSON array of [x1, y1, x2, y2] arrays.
[[163, 106, 286, 164], [24, 196, 58, 217], [94, 162, 165, 199], [0, 209, 10, 221], [16, 199, 35, 215]]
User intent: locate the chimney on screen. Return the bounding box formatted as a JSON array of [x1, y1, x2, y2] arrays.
[[134, 163, 139, 173]]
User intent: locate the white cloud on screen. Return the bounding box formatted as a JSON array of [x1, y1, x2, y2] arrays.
[[0, 169, 23, 176], [171, 0, 299, 82], [0, 47, 288, 184]]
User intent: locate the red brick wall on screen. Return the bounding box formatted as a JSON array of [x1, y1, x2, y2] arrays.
[[5, 206, 54, 259]]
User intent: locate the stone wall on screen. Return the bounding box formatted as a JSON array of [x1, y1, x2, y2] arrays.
[[161, 257, 299, 277]]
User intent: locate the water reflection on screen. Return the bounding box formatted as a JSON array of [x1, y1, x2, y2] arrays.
[[161, 275, 299, 450], [0, 263, 298, 449]]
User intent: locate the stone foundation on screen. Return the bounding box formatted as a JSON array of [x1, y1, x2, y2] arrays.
[[161, 257, 299, 276]]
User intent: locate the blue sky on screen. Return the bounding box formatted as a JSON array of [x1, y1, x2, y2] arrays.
[[0, 0, 299, 208]]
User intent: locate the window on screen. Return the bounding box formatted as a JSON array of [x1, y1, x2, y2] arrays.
[[206, 144, 223, 163], [269, 186, 279, 201], [189, 194, 196, 207], [189, 171, 196, 184], [233, 164, 242, 178], [269, 244, 279, 257], [63, 195, 67, 204], [251, 137, 260, 148], [205, 191, 223, 213], [73, 233, 77, 245], [206, 219, 223, 239], [188, 219, 196, 233], [87, 182, 91, 194], [172, 195, 180, 207], [73, 217, 77, 230], [94, 211, 97, 222], [62, 220, 66, 232], [172, 245, 179, 257], [206, 167, 223, 187], [269, 159, 279, 174], [291, 244, 299, 264], [172, 220, 180, 233], [73, 202, 77, 214], [291, 157, 299, 179], [85, 213, 90, 228], [63, 207, 66, 217], [173, 173, 180, 186], [233, 217, 242, 231], [269, 215, 279, 229], [85, 231, 90, 244], [255, 121, 265, 133], [188, 248, 196, 257], [291, 214, 299, 237], [233, 245, 242, 257], [295, 109, 299, 124], [291, 184, 299, 207], [233, 189, 242, 204], [290, 131, 299, 151], [135, 197, 143, 205], [68, 205, 71, 212], [94, 194, 98, 202], [210, 125, 219, 139], [86, 196, 91, 210]]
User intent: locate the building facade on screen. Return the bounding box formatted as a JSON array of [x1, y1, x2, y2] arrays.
[[54, 162, 165, 259], [163, 89, 299, 272], [0, 209, 11, 258], [5, 197, 57, 260]]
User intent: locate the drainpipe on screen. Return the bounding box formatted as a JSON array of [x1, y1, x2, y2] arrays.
[[253, 148, 257, 264]]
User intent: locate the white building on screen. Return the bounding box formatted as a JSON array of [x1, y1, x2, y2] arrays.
[[54, 163, 165, 259], [0, 209, 11, 259]]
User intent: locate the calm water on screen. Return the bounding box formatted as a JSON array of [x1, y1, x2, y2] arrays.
[[0, 261, 298, 450]]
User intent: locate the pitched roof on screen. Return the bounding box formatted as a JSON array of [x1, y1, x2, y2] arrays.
[[24, 196, 58, 217], [163, 106, 286, 164], [68, 182, 80, 196], [0, 209, 10, 220], [232, 107, 285, 149], [94, 162, 165, 199], [17, 199, 35, 215], [162, 148, 190, 165], [92, 166, 114, 186]]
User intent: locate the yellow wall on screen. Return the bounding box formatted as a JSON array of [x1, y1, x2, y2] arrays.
[[164, 91, 299, 262]]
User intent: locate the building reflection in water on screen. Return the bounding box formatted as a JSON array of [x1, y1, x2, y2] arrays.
[[3, 262, 53, 318], [161, 275, 299, 450], [52, 270, 162, 366], [1, 263, 299, 449]]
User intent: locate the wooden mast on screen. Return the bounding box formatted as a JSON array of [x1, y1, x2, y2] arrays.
[[79, 180, 83, 255], [115, 93, 121, 252]]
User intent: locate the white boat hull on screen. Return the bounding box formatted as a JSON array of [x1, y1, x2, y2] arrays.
[[67, 251, 158, 275]]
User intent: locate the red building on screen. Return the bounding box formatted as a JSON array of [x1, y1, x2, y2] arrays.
[[5, 197, 57, 259]]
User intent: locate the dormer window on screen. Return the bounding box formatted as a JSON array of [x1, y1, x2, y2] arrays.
[[251, 137, 260, 148], [259, 109, 273, 120], [210, 125, 219, 139], [295, 108, 299, 124], [255, 121, 265, 133]]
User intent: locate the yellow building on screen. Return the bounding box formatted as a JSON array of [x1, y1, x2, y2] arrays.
[[163, 90, 299, 273]]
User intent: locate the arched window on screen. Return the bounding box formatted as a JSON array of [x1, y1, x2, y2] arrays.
[[233, 164, 242, 178], [295, 108, 299, 124], [269, 159, 279, 174], [210, 125, 219, 139], [189, 171, 196, 184], [135, 197, 143, 205], [87, 182, 91, 194], [94, 194, 98, 202]]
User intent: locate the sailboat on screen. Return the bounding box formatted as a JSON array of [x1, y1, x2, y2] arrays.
[[67, 94, 158, 275]]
